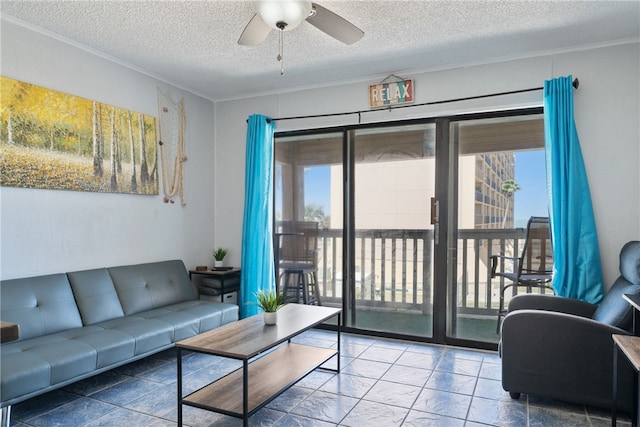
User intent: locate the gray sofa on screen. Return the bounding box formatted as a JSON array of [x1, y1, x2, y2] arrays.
[[0, 260, 238, 423], [500, 241, 640, 414]]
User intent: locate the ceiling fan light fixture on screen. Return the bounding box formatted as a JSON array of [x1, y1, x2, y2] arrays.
[[252, 0, 312, 31]]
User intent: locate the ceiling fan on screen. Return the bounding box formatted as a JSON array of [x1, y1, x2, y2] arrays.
[[238, 0, 364, 74], [238, 0, 364, 46]]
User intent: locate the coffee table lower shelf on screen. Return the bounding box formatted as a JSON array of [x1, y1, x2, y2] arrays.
[[182, 343, 336, 418]]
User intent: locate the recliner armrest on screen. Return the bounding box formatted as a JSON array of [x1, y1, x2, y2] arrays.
[[503, 309, 627, 345], [507, 293, 597, 318]]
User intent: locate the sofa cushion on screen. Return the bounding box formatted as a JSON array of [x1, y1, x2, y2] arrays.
[[0, 325, 135, 403], [0, 348, 51, 402], [2, 334, 97, 389], [108, 260, 196, 316], [137, 301, 239, 341], [58, 326, 136, 368], [94, 316, 174, 356], [176, 300, 239, 332], [0, 274, 83, 340], [134, 307, 200, 342], [67, 268, 125, 325]]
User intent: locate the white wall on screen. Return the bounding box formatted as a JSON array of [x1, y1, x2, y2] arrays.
[[215, 43, 640, 288], [1, 20, 217, 279]]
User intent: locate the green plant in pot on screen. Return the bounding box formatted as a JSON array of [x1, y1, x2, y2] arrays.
[[212, 248, 227, 268], [255, 290, 285, 325]]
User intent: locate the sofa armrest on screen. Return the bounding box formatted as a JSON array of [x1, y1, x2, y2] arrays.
[[501, 309, 633, 411], [507, 293, 597, 318]]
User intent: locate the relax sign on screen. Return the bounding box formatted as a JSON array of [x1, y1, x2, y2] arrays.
[[369, 79, 414, 108]]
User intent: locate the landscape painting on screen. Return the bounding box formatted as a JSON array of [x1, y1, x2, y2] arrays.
[[0, 76, 158, 195]]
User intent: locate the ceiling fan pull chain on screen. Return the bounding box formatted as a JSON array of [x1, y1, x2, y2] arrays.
[[278, 27, 285, 75]]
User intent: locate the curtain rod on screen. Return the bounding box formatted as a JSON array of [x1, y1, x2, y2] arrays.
[[262, 77, 579, 123]]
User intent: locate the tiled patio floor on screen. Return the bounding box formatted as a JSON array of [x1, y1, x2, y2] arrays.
[[9, 330, 630, 426]]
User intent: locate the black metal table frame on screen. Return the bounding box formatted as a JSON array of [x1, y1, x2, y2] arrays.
[[612, 294, 640, 427], [176, 310, 341, 427]]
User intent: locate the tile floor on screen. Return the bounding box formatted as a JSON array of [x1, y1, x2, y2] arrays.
[[9, 330, 631, 426]]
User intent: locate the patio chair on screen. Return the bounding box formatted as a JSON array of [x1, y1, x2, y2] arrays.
[[491, 216, 554, 333], [275, 221, 321, 305]]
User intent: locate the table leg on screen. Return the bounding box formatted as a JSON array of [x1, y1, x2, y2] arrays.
[[177, 347, 183, 427], [337, 313, 341, 372], [1, 405, 11, 427], [243, 359, 249, 427], [636, 368, 639, 427]]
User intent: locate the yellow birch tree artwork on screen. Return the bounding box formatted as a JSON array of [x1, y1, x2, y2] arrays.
[[0, 76, 158, 195]]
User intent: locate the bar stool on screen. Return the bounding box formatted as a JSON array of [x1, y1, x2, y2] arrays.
[[280, 265, 321, 305], [276, 220, 321, 306]]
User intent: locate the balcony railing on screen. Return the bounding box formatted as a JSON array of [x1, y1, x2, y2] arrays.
[[309, 227, 528, 317]]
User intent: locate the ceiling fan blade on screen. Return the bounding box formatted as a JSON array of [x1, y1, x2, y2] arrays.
[[238, 13, 272, 46], [306, 3, 364, 45]]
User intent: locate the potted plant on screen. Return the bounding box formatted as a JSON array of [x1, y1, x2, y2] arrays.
[[254, 290, 285, 325], [213, 248, 227, 268]]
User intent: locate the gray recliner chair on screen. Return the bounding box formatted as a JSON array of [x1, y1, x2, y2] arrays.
[[500, 240, 640, 414]]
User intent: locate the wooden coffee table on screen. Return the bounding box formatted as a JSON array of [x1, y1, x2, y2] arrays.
[[176, 304, 341, 426]]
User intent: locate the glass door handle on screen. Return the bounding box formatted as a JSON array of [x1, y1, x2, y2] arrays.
[[430, 197, 439, 225], [431, 197, 439, 245]]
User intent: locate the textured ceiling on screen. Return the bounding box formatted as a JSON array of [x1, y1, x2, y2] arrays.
[[1, 1, 639, 101]]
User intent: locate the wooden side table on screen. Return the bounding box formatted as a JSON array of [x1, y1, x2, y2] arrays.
[[189, 268, 241, 304], [0, 321, 19, 343], [612, 334, 640, 426]]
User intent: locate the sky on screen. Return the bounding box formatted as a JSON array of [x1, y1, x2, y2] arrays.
[[304, 166, 331, 210], [513, 150, 548, 227]]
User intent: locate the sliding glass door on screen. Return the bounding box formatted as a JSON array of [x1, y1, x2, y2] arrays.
[[274, 131, 344, 309], [445, 112, 547, 345], [273, 108, 546, 347], [274, 124, 437, 339], [350, 124, 436, 337]]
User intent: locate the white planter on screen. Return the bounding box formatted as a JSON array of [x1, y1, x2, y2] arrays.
[[214, 260, 224, 268], [263, 311, 277, 325]]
